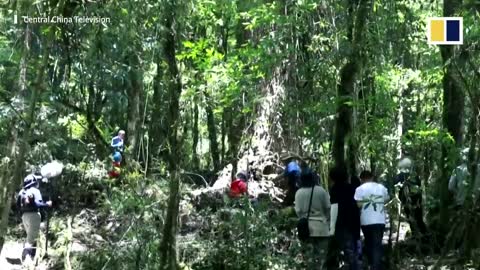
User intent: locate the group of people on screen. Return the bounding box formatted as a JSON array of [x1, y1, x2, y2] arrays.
[[293, 164, 389, 270], [225, 158, 393, 270], [16, 128, 476, 268]]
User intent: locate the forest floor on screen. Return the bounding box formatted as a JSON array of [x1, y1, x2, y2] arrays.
[[0, 211, 91, 270], [0, 211, 443, 270], [0, 201, 474, 270]]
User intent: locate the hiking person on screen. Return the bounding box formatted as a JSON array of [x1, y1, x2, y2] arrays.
[[108, 151, 123, 178], [329, 167, 360, 270], [295, 169, 331, 270], [448, 148, 480, 208], [17, 174, 53, 262], [284, 160, 302, 206], [355, 170, 389, 270], [229, 170, 249, 198], [110, 130, 125, 173], [394, 157, 427, 239], [111, 130, 125, 153]]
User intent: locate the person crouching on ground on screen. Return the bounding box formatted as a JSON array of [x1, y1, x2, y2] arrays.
[[229, 170, 249, 198], [17, 174, 52, 262], [354, 171, 389, 270], [295, 169, 331, 270]]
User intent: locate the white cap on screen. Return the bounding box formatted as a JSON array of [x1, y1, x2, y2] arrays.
[[398, 157, 412, 173]]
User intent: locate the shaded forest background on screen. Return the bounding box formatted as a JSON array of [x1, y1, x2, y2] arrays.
[[0, 0, 479, 269]]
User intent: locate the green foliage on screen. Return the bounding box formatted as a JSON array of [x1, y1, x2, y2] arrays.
[[184, 200, 299, 269], [76, 172, 170, 270]]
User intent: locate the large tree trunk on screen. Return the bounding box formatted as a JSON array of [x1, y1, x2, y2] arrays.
[[332, 0, 371, 170], [204, 90, 220, 172], [0, 24, 27, 247], [159, 1, 183, 269], [0, 19, 50, 251], [127, 53, 142, 158], [438, 0, 464, 237], [150, 61, 164, 156]]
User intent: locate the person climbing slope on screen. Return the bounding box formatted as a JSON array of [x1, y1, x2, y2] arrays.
[[111, 130, 126, 153], [108, 151, 123, 178], [109, 130, 125, 178], [17, 174, 52, 262]]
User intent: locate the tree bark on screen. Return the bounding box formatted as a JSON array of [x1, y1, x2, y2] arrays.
[[0, 20, 30, 252], [0, 20, 50, 252], [438, 0, 464, 237], [192, 99, 200, 169], [332, 0, 371, 170], [204, 90, 220, 172], [159, 1, 183, 269], [127, 52, 143, 157]]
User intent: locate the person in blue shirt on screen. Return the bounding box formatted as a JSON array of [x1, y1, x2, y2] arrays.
[[17, 174, 52, 261], [284, 160, 302, 206], [111, 130, 125, 153]]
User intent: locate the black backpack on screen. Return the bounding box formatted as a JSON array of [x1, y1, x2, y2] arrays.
[[18, 190, 37, 213]]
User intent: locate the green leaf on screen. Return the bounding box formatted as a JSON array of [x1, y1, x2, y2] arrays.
[[183, 41, 194, 48]]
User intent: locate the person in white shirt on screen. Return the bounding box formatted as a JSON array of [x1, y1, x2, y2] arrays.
[[354, 171, 389, 270]]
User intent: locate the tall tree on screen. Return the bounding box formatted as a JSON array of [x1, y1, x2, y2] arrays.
[[159, 0, 183, 268], [438, 0, 464, 236], [332, 0, 371, 171], [0, 1, 53, 250], [204, 89, 220, 172], [127, 52, 142, 156]]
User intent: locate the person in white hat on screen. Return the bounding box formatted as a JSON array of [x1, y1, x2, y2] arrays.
[[111, 130, 126, 153], [16, 174, 52, 262], [394, 157, 427, 240]]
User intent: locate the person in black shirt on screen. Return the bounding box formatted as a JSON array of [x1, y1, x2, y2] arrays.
[[329, 167, 361, 270], [394, 158, 427, 240]]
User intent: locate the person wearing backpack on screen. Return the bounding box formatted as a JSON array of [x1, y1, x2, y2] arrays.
[[295, 169, 331, 270], [17, 174, 52, 262], [354, 171, 389, 270]]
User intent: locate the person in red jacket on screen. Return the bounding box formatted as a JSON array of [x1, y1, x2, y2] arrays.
[[229, 171, 248, 198], [108, 152, 122, 178]]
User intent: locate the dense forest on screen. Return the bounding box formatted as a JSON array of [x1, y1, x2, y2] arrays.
[[0, 0, 479, 269]]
